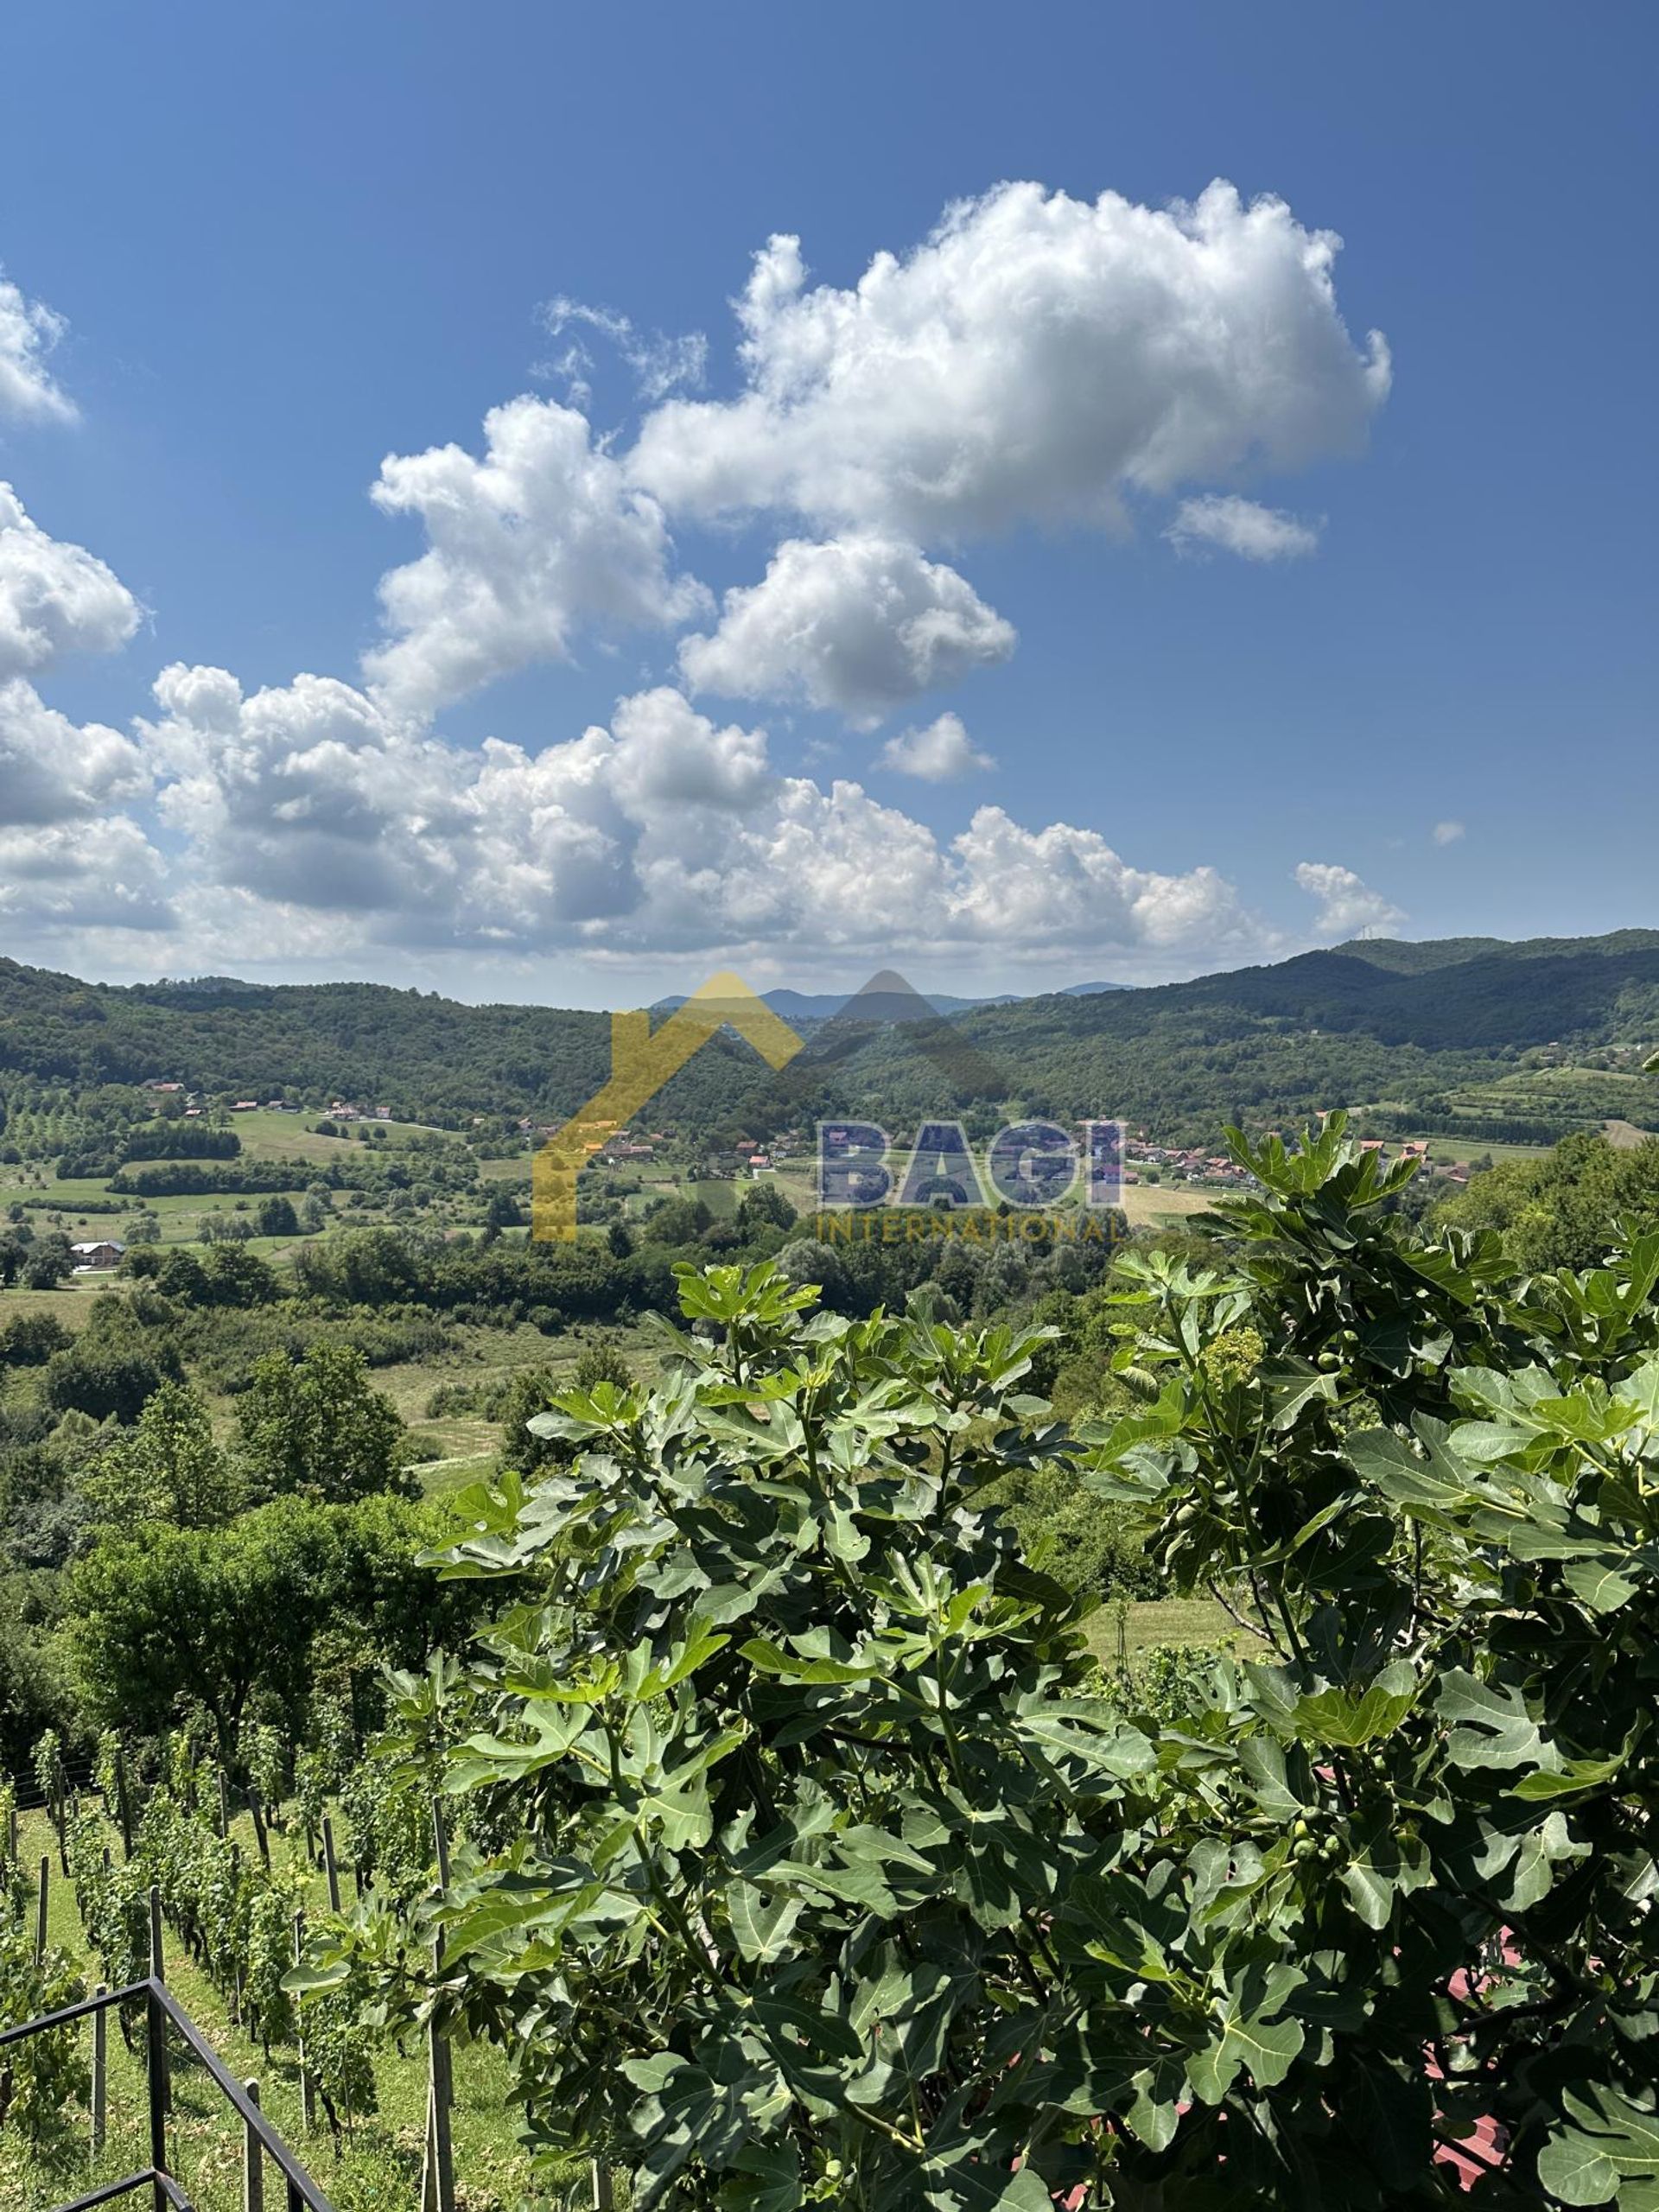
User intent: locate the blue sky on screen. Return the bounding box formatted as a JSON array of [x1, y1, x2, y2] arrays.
[[0, 1, 1652, 1003]]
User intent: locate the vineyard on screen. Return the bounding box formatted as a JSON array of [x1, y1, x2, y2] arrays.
[[0, 1719, 582, 2212]]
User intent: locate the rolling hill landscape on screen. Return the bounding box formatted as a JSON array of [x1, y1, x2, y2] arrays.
[[7, 928, 1655, 1151]]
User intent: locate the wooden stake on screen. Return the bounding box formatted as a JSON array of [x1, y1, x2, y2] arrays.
[[92, 1985, 107, 2155], [248, 1786, 271, 1869], [292, 1912, 315, 2135], [52, 1758, 68, 1877], [321, 1816, 341, 1914], [34, 1854, 48, 1967], [421, 1802, 456, 2212], [229, 1841, 245, 2024], [421, 2021, 456, 2212], [116, 1745, 133, 1862]]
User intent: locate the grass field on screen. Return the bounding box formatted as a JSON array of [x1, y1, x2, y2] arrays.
[[1084, 1596, 1267, 1664], [229, 1109, 445, 1162], [0, 1109, 462, 1254]]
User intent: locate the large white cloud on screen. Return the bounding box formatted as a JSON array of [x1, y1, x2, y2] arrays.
[[135, 671, 1270, 969], [0, 179, 1395, 982], [354, 179, 1382, 736], [631, 180, 1389, 539], [679, 533, 1014, 723], [0, 271, 76, 424], [0, 484, 141, 680], [1295, 861, 1406, 938], [363, 395, 709, 715]]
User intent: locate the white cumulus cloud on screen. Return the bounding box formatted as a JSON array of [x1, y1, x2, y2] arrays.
[[1295, 861, 1406, 938], [132, 671, 1272, 971], [1433, 819, 1465, 846], [0, 484, 141, 680], [880, 712, 996, 781], [0, 270, 77, 424], [679, 535, 1015, 723], [363, 395, 709, 715], [631, 179, 1389, 539], [1166, 494, 1322, 561]]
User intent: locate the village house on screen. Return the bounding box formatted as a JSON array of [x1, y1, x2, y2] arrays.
[[70, 1239, 125, 1270]]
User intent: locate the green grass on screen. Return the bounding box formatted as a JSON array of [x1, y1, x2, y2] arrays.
[[0, 1283, 105, 1325], [1379, 1133, 1553, 1168], [230, 1109, 443, 1162], [1084, 1596, 1268, 1664]]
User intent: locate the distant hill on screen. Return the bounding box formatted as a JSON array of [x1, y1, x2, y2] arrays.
[[1336, 931, 1659, 976], [1333, 937, 1511, 974], [3, 931, 1656, 1146], [819, 931, 1659, 1142], [654, 983, 1020, 1022]]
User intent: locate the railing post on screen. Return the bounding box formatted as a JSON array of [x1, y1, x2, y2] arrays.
[[148, 1885, 170, 2209], [92, 1983, 108, 2156], [243, 2077, 265, 2212], [34, 1853, 48, 1967], [292, 1911, 315, 2134]]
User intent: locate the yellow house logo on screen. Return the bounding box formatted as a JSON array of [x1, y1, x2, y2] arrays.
[[532, 973, 804, 1241]]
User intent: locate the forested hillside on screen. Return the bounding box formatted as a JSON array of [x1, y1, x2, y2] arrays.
[[766, 931, 1659, 1142], [5, 930, 1659, 1145], [0, 963, 766, 1130]]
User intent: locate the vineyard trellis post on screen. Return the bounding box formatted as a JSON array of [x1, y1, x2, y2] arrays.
[[292, 1910, 316, 2134], [52, 1749, 68, 1876], [249, 1785, 271, 1869], [92, 1980, 108, 2155], [34, 1853, 48, 1967], [321, 1816, 341, 1914], [230, 1840, 245, 2025], [420, 1802, 456, 2212], [116, 1742, 133, 1859]]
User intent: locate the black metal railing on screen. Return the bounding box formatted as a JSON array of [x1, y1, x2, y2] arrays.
[[0, 1970, 334, 2212]]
